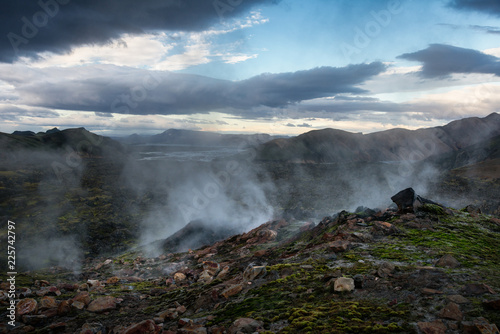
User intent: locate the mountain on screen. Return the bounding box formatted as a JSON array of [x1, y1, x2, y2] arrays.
[[118, 128, 282, 147], [0, 127, 126, 160], [257, 113, 500, 163]]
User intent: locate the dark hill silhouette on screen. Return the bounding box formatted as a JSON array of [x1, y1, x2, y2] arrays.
[[257, 113, 500, 163]]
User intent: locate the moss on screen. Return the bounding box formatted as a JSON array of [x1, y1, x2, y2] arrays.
[[419, 204, 447, 215]]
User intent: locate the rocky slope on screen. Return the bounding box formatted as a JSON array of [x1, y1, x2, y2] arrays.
[[257, 113, 500, 163], [1, 190, 499, 333]]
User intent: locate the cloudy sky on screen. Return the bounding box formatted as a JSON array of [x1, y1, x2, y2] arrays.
[[0, 0, 499, 136]]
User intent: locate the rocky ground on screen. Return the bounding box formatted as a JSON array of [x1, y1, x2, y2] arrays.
[[1, 192, 500, 334]]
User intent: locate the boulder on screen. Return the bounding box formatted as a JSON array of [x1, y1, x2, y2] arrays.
[[438, 302, 463, 321], [228, 318, 264, 334], [87, 296, 117, 313], [334, 277, 355, 292], [435, 254, 460, 268], [243, 265, 267, 281], [329, 240, 351, 253], [16, 298, 38, 316], [417, 320, 447, 334], [221, 284, 243, 298]]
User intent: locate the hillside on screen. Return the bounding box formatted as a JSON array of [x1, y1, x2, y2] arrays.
[[1, 190, 499, 333], [257, 113, 500, 163]]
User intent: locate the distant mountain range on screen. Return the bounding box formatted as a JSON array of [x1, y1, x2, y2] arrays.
[[117, 129, 284, 147], [256, 113, 500, 163]]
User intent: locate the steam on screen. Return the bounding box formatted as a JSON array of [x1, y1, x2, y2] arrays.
[[134, 150, 276, 256]]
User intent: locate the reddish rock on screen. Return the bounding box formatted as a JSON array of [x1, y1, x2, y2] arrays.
[[80, 322, 106, 334], [106, 276, 120, 284], [203, 261, 220, 276], [178, 325, 207, 333], [329, 240, 351, 253], [221, 284, 243, 299], [417, 320, 447, 334], [176, 305, 187, 314], [87, 296, 117, 313], [57, 283, 78, 291], [228, 318, 263, 334], [39, 296, 58, 309], [372, 221, 399, 235], [73, 291, 91, 306], [253, 250, 267, 257], [122, 319, 161, 334], [439, 302, 463, 321], [216, 266, 230, 280], [463, 283, 496, 295], [16, 298, 38, 316], [435, 254, 460, 268], [57, 300, 71, 315], [158, 308, 178, 320]]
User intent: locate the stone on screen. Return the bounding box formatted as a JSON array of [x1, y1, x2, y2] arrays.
[[417, 320, 447, 334], [377, 262, 395, 278], [221, 284, 243, 298], [174, 272, 187, 282], [391, 188, 417, 212], [483, 299, 500, 310], [216, 266, 230, 280], [334, 277, 355, 292], [87, 296, 117, 313], [57, 300, 71, 315], [329, 240, 351, 252], [16, 298, 38, 316], [72, 301, 86, 310], [463, 283, 496, 295], [39, 296, 58, 309], [106, 276, 120, 284], [439, 302, 463, 321], [80, 322, 106, 334], [203, 261, 220, 276], [435, 254, 460, 268], [198, 270, 213, 284], [158, 308, 178, 320], [243, 265, 267, 281], [228, 318, 264, 334], [177, 305, 187, 314], [178, 325, 207, 334], [372, 221, 399, 235], [73, 291, 91, 306], [447, 295, 470, 304], [122, 319, 161, 334]]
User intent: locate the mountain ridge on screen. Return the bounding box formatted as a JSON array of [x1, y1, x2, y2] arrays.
[[257, 113, 500, 163]]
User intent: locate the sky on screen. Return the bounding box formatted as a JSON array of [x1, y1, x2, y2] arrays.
[[0, 0, 500, 136]]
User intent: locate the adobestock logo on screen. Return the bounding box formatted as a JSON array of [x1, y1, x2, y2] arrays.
[[7, 0, 70, 56]]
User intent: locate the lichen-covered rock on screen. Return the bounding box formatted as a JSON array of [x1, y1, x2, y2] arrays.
[[243, 265, 267, 281]]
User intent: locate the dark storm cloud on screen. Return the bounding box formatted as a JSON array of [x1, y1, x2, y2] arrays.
[[0, 0, 279, 63], [2, 62, 386, 117], [449, 0, 500, 16], [398, 44, 500, 78]]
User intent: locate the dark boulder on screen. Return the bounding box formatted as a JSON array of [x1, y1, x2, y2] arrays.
[[391, 188, 440, 213]]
